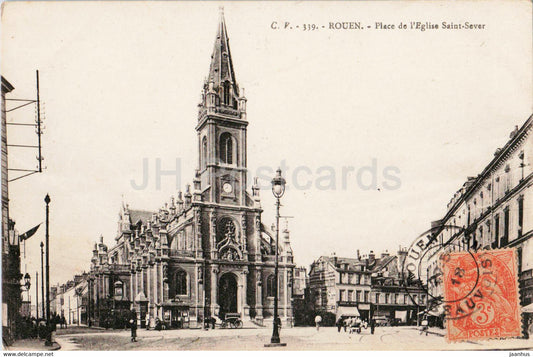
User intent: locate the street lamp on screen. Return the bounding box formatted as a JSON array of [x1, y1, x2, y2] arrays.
[[35, 271, 39, 320], [44, 193, 52, 346], [22, 273, 31, 291], [40, 242, 45, 320], [266, 168, 286, 347]]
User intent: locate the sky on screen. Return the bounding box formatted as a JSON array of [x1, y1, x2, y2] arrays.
[[1, 1, 531, 303]]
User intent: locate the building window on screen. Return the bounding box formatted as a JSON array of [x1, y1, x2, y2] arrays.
[[266, 275, 275, 297], [413, 294, 418, 304], [517, 247, 523, 273], [394, 293, 399, 304], [403, 295, 407, 304], [356, 291, 361, 302], [339, 290, 346, 302], [420, 295, 425, 304], [364, 291, 369, 303], [175, 270, 187, 295], [502, 208, 509, 246], [202, 136, 208, 169], [114, 281, 123, 298], [223, 81, 231, 105], [494, 215, 500, 248], [348, 290, 354, 301], [518, 197, 524, 237], [375, 293, 381, 304], [219, 132, 234, 165], [217, 218, 237, 245]]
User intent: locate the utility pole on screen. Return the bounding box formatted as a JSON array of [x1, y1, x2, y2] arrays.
[[6, 69, 45, 182], [36, 70, 42, 172]]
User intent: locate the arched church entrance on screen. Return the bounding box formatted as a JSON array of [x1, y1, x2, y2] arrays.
[[218, 273, 238, 319]]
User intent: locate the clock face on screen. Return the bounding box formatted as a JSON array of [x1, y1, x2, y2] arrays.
[[222, 182, 233, 193]]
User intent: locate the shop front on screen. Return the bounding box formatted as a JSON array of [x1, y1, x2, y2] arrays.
[[161, 299, 190, 329]]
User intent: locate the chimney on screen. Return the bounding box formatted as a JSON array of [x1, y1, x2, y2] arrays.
[[397, 246, 408, 265], [356, 249, 360, 260], [368, 250, 375, 264]]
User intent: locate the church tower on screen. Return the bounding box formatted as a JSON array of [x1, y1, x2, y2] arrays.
[[92, 10, 294, 328], [197, 8, 248, 206]]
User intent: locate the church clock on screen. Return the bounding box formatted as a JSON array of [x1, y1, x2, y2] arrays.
[[222, 182, 233, 194]]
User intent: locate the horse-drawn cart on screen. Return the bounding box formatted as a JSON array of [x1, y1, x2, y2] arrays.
[[220, 313, 243, 329]]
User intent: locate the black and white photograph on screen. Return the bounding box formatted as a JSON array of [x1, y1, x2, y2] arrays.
[[1, 0, 532, 353]]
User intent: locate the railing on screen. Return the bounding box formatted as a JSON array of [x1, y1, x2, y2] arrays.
[[108, 264, 131, 272], [169, 249, 195, 258]]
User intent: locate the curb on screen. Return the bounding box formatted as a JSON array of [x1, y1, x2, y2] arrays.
[[51, 342, 61, 351]]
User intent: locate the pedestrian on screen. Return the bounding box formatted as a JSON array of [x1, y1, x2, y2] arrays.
[[130, 309, 138, 342], [336, 317, 343, 333], [370, 318, 375, 335], [314, 314, 322, 331], [146, 315, 151, 330], [420, 317, 429, 336]]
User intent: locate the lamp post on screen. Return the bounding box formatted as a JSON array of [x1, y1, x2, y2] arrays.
[[44, 194, 52, 346], [266, 168, 286, 347], [36, 271, 39, 320], [40, 242, 45, 320]]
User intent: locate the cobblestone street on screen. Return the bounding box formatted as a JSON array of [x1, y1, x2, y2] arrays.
[[13, 326, 523, 351]]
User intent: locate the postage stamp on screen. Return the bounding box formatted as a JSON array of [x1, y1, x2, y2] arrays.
[[442, 249, 521, 342]]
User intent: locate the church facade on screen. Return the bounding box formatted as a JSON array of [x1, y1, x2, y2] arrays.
[[88, 11, 295, 329]]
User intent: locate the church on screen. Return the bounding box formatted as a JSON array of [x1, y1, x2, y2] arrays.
[[88, 10, 295, 329]]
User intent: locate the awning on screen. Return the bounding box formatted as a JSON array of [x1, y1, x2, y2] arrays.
[[161, 299, 190, 308], [337, 306, 360, 318], [395, 310, 407, 322], [522, 303, 533, 313], [418, 307, 442, 316]]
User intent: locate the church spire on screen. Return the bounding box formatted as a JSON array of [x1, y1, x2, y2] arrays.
[[206, 7, 239, 103]]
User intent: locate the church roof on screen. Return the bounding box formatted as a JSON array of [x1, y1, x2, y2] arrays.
[[129, 209, 154, 225], [207, 8, 239, 96]]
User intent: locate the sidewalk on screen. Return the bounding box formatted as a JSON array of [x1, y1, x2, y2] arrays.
[[410, 326, 533, 350], [4, 338, 61, 351]]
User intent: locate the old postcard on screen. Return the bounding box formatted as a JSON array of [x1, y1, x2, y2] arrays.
[[1, 0, 532, 353]]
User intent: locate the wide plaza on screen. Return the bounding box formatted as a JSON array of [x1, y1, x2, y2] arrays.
[[8, 325, 528, 351]]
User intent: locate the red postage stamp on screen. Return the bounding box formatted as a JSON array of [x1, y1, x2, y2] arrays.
[[441, 249, 521, 342]]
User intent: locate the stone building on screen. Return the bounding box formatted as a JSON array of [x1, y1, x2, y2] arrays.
[[1, 76, 22, 344], [89, 10, 295, 328], [49, 274, 87, 325], [425, 114, 533, 336], [309, 250, 426, 324]]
